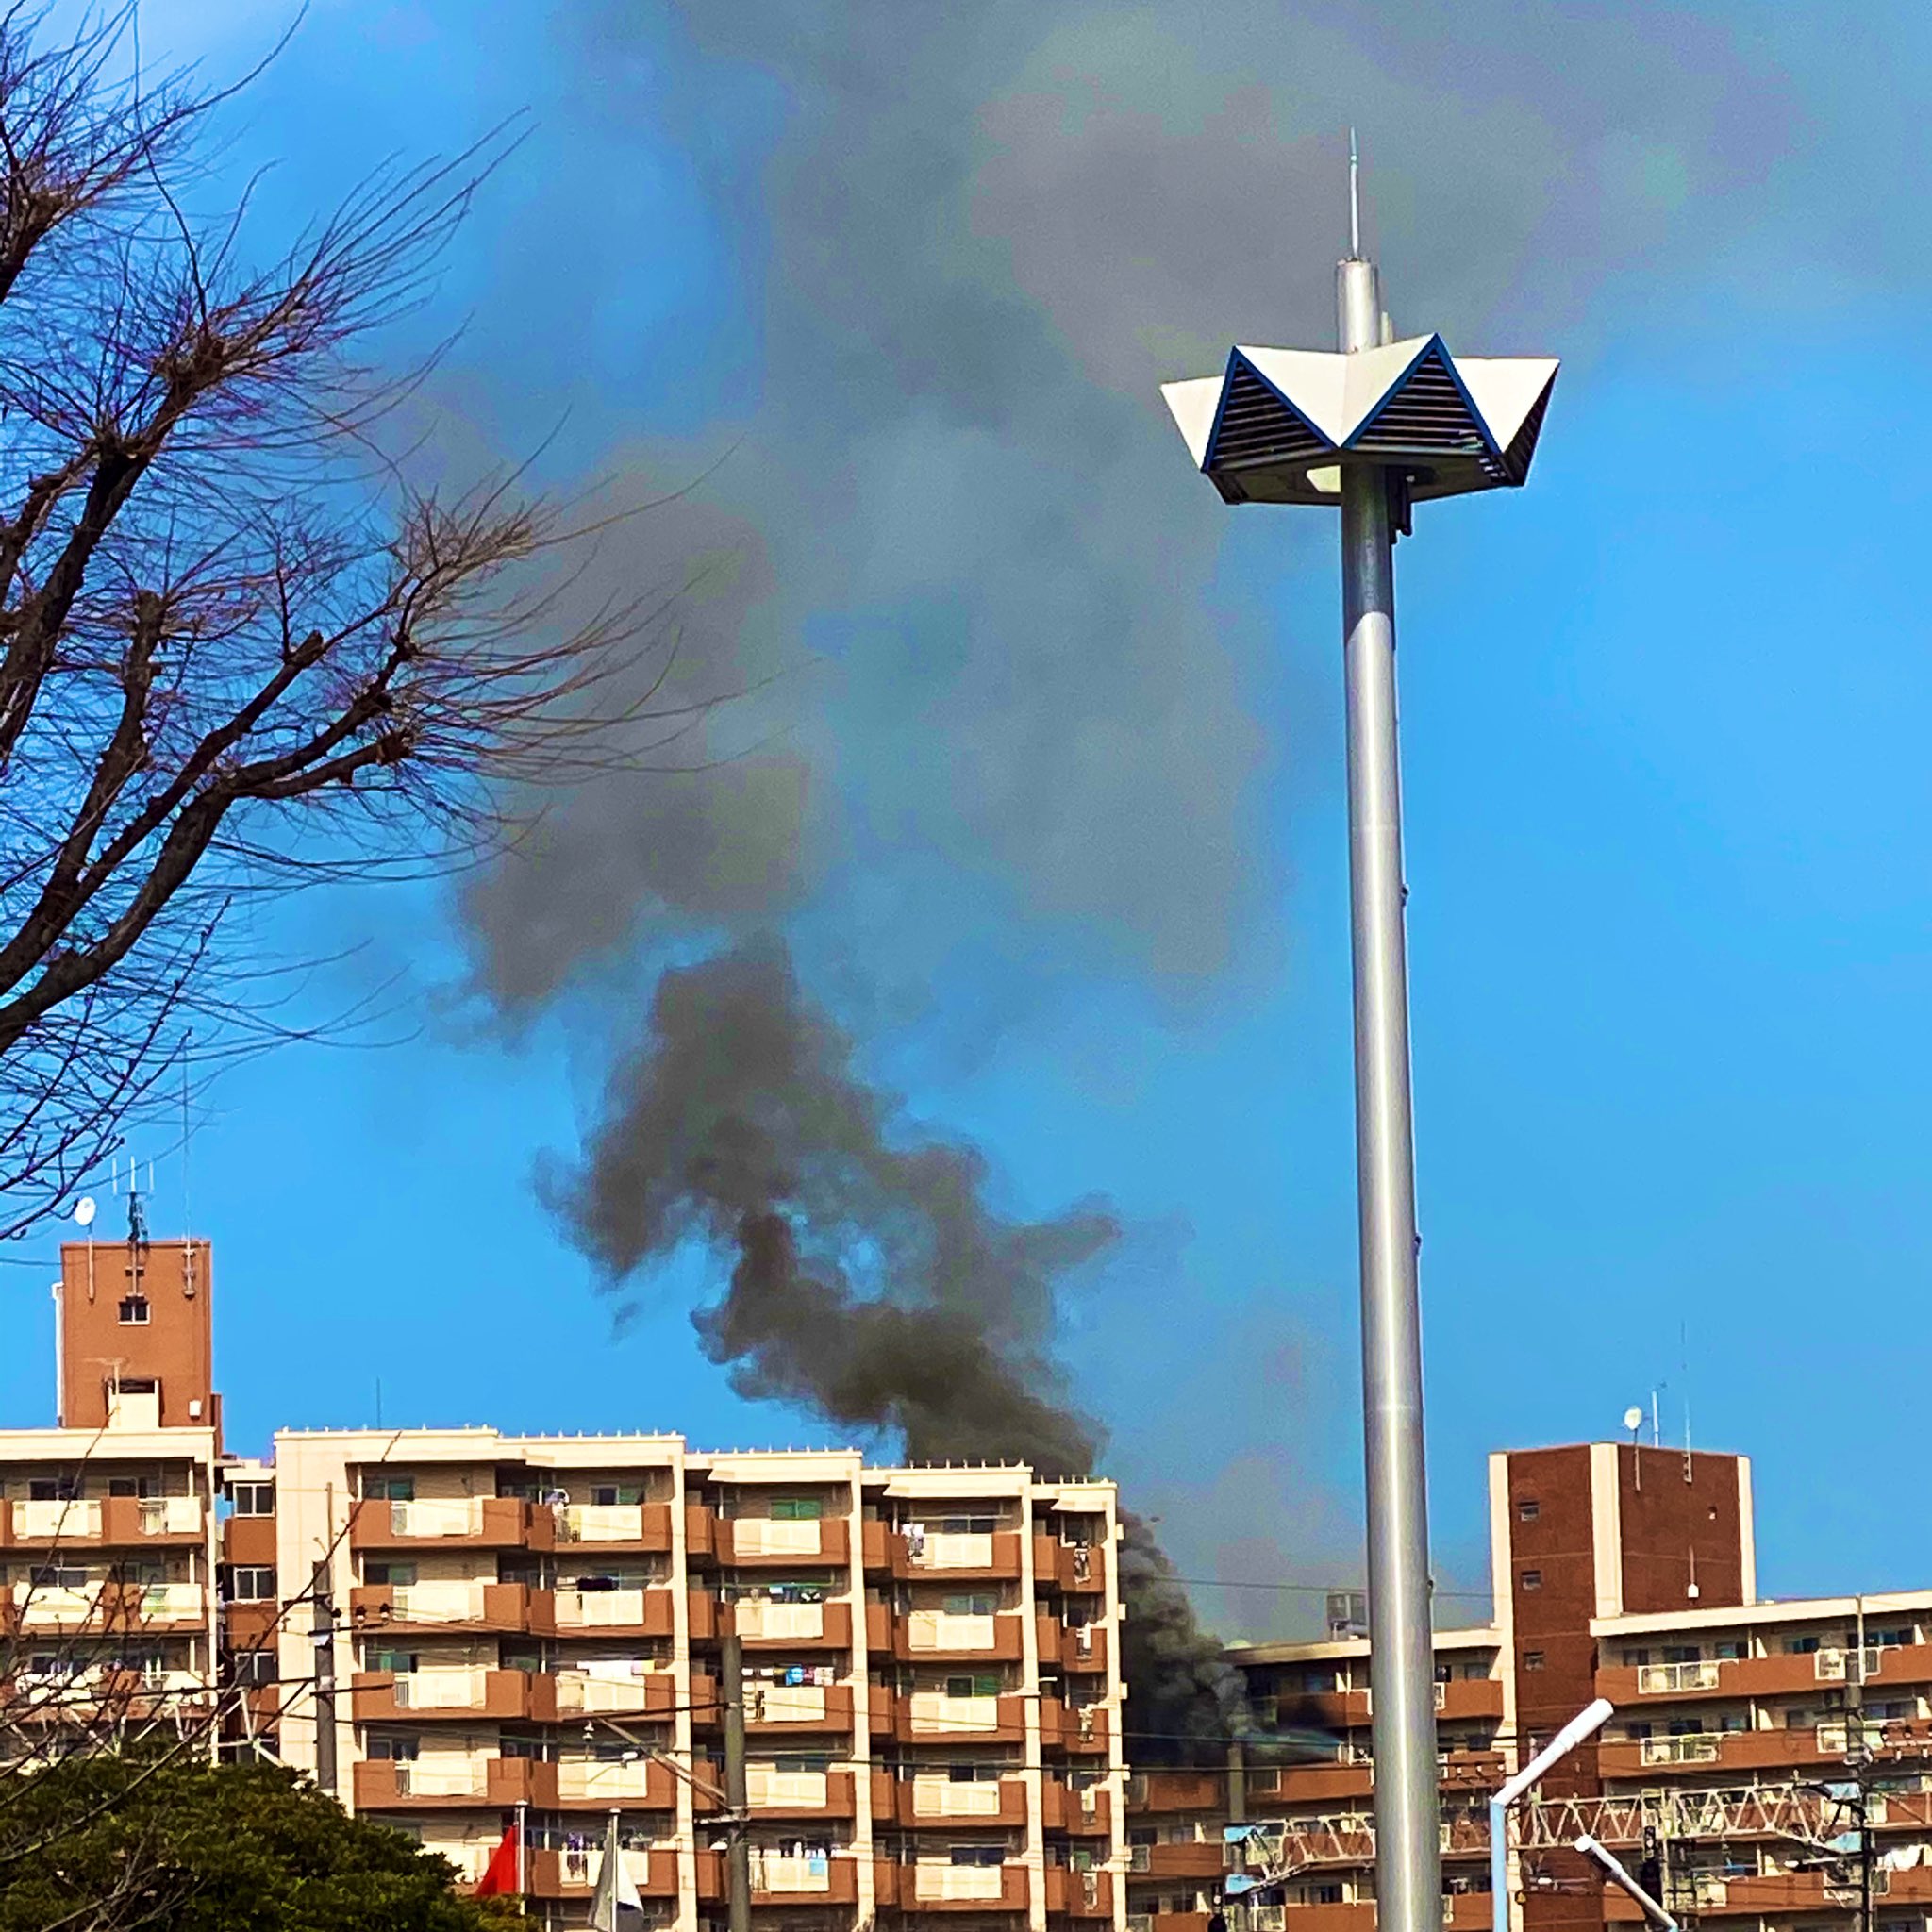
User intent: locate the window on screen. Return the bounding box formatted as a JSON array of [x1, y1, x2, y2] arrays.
[[1434, 1661, 1453, 1684], [1314, 1885, 1345, 1906], [27, 1476, 76, 1502], [225, 1567, 275, 1603], [228, 1649, 276, 1687], [945, 1674, 1001, 1698], [1520, 1570, 1542, 1592], [1870, 1628, 1912, 1650], [363, 1560, 417, 1588], [108, 1475, 158, 1499], [591, 1483, 643, 1507], [31, 1564, 89, 1588], [949, 1762, 1001, 1782], [1623, 1648, 1651, 1667], [1516, 1499, 1540, 1522], [1784, 1635, 1822, 1656], [771, 1497, 823, 1522], [1713, 1640, 1744, 1661], [367, 1734, 420, 1761], [943, 1592, 997, 1617], [1664, 1645, 1701, 1664], [117, 1294, 149, 1325], [939, 1515, 996, 1535], [949, 1846, 1004, 1868], [365, 1646, 418, 1674], [360, 1474, 414, 1502], [228, 1483, 275, 1517], [1524, 1651, 1545, 1672]]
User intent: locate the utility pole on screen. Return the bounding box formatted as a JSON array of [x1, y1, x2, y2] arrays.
[[1158, 141, 1557, 1932], [310, 1557, 337, 1794], [721, 1629, 752, 1932]]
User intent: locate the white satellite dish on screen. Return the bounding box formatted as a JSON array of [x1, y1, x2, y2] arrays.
[[73, 1196, 97, 1228], [1622, 1405, 1643, 1436]]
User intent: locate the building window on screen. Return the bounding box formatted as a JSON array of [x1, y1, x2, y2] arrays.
[[945, 1674, 1001, 1698], [939, 1515, 997, 1535], [771, 1497, 823, 1522], [117, 1295, 149, 1325], [942, 1592, 997, 1617], [1713, 1640, 1744, 1661], [27, 1477, 77, 1502], [1520, 1570, 1542, 1592], [360, 1474, 414, 1502], [1784, 1635, 1822, 1656], [1524, 1651, 1545, 1672], [590, 1483, 643, 1507], [368, 1734, 420, 1761], [1516, 1499, 1540, 1522], [225, 1567, 276, 1603], [1314, 1885, 1345, 1906], [365, 1646, 419, 1674], [362, 1559, 417, 1588], [949, 1846, 1005, 1867], [227, 1482, 274, 1517]]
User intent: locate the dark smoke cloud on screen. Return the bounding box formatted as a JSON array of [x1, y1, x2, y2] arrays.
[[552, 940, 1255, 1750]]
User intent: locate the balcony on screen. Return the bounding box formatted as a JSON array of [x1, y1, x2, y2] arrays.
[[1134, 1841, 1224, 1880], [743, 1681, 853, 1735], [1044, 1868, 1115, 1918], [352, 1757, 500, 1807], [351, 1668, 557, 1724], [910, 1863, 1030, 1911], [1129, 1771, 1223, 1815], [1599, 1642, 1932, 1709], [896, 1610, 1024, 1662], [1596, 1722, 1932, 1780], [350, 1581, 536, 1636], [1059, 1623, 1111, 1674], [746, 1852, 858, 1905], [901, 1691, 1027, 1744], [1601, 1865, 1932, 1921], [898, 1775, 1028, 1827], [1032, 1535, 1105, 1593], [1042, 1780, 1112, 1837], [1439, 1677, 1505, 1722], [349, 1497, 550, 1552], [526, 1845, 679, 1899], [684, 1504, 717, 1561], [555, 1757, 678, 1809], [556, 1502, 673, 1552], [551, 1586, 675, 1637], [863, 1518, 890, 1570], [745, 1766, 857, 1820], [8, 1579, 207, 1632], [893, 1530, 1024, 1580], [718, 1517, 849, 1566], [729, 1598, 853, 1650], [1040, 1699, 1111, 1756], [553, 1667, 679, 1720], [8, 1496, 207, 1546]]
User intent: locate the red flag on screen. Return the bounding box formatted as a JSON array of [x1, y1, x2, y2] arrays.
[[475, 1822, 520, 1899]]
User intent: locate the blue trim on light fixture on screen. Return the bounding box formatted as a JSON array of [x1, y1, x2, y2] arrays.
[[1202, 348, 1337, 475], [1341, 335, 1502, 457]]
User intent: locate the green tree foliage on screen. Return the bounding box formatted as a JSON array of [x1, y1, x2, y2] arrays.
[[0, 1755, 517, 1932]]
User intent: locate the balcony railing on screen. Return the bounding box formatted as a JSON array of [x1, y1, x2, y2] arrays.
[[914, 1862, 1008, 1902], [906, 1609, 996, 1652], [729, 1519, 823, 1558], [910, 1775, 1012, 1818], [12, 1500, 101, 1540], [387, 1499, 484, 1538], [908, 1691, 998, 1734], [733, 1599, 824, 1641], [390, 1580, 485, 1624], [554, 1668, 666, 1716], [1638, 1661, 1722, 1695], [746, 1767, 829, 1808], [393, 1667, 490, 1711], [1639, 1734, 1722, 1767], [137, 1497, 201, 1535], [394, 1759, 490, 1799], [557, 1759, 663, 1802]]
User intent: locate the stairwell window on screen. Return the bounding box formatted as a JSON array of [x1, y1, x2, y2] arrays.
[[1516, 1499, 1540, 1522], [1524, 1651, 1545, 1672], [1520, 1570, 1542, 1592], [117, 1294, 149, 1324]]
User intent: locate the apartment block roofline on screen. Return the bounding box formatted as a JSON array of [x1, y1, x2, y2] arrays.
[[1592, 1586, 1932, 1636]]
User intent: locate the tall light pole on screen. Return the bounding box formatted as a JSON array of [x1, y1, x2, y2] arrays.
[[1161, 144, 1557, 1932]]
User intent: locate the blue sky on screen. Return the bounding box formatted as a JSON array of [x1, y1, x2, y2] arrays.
[[9, 2, 1932, 1641]]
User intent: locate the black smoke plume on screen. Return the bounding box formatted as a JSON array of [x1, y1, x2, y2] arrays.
[[552, 940, 1252, 1755]]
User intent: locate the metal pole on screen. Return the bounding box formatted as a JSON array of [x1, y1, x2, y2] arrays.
[[1337, 249, 1441, 1932], [721, 1630, 752, 1932], [1574, 1836, 1678, 1931], [309, 1557, 337, 1795]]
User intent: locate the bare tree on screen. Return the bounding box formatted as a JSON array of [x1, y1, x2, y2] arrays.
[[0, 9, 690, 1236]]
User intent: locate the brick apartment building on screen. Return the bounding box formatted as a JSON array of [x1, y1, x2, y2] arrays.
[[4, 1236, 1929, 1932]]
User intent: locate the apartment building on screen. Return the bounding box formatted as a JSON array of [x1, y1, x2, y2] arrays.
[[1129, 1441, 1932, 1932], [265, 1428, 1127, 1931], [0, 1237, 223, 1736]]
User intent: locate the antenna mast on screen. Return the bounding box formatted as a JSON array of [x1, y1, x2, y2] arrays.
[[1348, 127, 1362, 258]]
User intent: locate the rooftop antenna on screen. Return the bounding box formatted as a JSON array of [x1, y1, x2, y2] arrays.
[[1348, 126, 1361, 259]]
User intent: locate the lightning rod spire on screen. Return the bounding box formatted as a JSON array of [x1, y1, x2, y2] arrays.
[[1348, 126, 1361, 258]]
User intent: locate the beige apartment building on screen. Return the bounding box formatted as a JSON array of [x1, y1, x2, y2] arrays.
[[267, 1428, 1127, 1931]]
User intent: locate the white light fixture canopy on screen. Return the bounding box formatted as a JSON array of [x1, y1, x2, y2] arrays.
[[1161, 332, 1557, 509]]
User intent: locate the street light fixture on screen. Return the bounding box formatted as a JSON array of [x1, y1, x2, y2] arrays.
[[1490, 1697, 1614, 1932], [1160, 142, 1558, 1932]]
